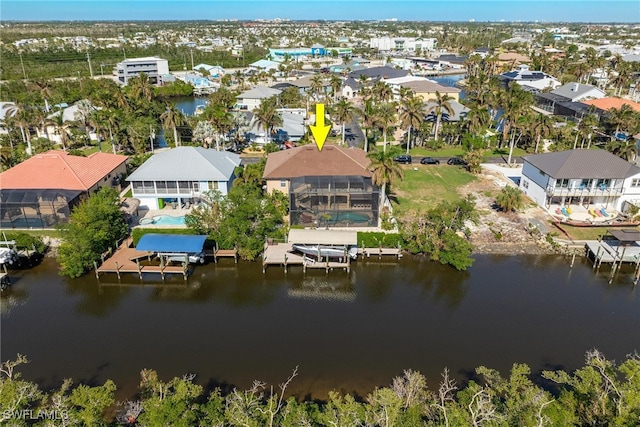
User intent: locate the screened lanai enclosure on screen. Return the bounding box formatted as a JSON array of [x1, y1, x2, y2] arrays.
[[0, 189, 82, 229], [289, 176, 379, 227]]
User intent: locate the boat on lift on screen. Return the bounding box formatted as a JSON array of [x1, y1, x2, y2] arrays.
[[291, 244, 358, 260]]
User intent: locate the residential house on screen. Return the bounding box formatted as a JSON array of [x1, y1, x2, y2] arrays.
[[499, 64, 561, 92], [341, 77, 362, 98], [248, 59, 280, 72], [582, 97, 640, 114], [397, 80, 461, 102], [235, 86, 282, 111], [263, 144, 380, 227], [536, 82, 606, 118], [125, 146, 241, 210], [519, 149, 640, 213], [349, 66, 410, 82], [0, 150, 127, 228], [114, 56, 169, 85]]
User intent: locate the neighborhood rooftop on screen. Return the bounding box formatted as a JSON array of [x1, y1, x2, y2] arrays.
[[126, 146, 241, 182], [0, 150, 127, 190], [523, 150, 640, 179], [263, 145, 372, 179]]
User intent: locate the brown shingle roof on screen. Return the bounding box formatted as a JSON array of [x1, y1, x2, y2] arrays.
[[263, 144, 372, 179], [523, 149, 640, 179], [0, 150, 128, 190]]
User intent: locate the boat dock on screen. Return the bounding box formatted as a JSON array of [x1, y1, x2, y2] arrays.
[[262, 242, 352, 273], [358, 247, 402, 259], [95, 238, 190, 280], [584, 230, 640, 284]]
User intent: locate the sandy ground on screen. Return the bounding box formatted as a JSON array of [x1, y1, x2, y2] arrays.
[[460, 166, 557, 255]]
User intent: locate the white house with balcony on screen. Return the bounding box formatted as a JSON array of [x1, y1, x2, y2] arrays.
[[519, 150, 640, 215], [114, 56, 169, 85], [126, 147, 241, 210]]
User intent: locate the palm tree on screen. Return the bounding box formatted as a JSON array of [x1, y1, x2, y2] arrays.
[[498, 85, 534, 164], [329, 75, 342, 102], [367, 148, 404, 226], [204, 104, 233, 150], [309, 74, 324, 101], [425, 91, 454, 142], [465, 104, 492, 137], [359, 99, 377, 152], [3, 103, 34, 156], [372, 81, 393, 104], [607, 139, 637, 162], [161, 103, 187, 147], [398, 96, 425, 155], [532, 114, 554, 153], [74, 100, 95, 146], [375, 102, 396, 152], [253, 97, 282, 143], [127, 72, 154, 102], [332, 98, 355, 146], [607, 105, 635, 136], [46, 112, 71, 150]]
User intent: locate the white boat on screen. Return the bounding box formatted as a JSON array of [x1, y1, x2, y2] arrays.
[[291, 244, 358, 260], [0, 248, 18, 266], [158, 252, 205, 264]]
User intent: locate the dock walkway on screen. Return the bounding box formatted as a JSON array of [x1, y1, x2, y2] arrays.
[[262, 242, 351, 273], [96, 239, 189, 280]]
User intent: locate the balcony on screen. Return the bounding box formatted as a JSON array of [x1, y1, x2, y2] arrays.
[[546, 185, 624, 197]]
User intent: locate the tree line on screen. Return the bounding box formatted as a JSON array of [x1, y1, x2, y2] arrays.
[[2, 349, 639, 426]]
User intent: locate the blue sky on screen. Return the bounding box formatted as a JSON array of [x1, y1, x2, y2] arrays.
[[2, 0, 639, 22]]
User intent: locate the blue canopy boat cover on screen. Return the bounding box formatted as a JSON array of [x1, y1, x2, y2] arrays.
[[136, 234, 207, 253]]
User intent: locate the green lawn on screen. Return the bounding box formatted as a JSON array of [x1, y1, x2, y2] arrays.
[[554, 224, 639, 241], [391, 164, 477, 214], [410, 147, 528, 161]]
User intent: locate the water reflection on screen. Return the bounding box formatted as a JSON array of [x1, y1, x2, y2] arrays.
[[287, 272, 356, 302]]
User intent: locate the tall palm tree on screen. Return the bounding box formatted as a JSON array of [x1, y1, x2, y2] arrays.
[[332, 98, 355, 146], [498, 85, 534, 164], [3, 103, 33, 156], [309, 74, 324, 101], [398, 96, 425, 155], [46, 112, 71, 150], [367, 148, 404, 226], [126, 72, 154, 102], [74, 100, 95, 145], [372, 81, 393, 104], [329, 75, 342, 102], [532, 114, 554, 153], [253, 97, 282, 143], [425, 91, 454, 142], [465, 104, 492, 137], [577, 114, 600, 149], [161, 103, 187, 147], [375, 102, 396, 152], [359, 99, 378, 152], [607, 105, 635, 136], [204, 104, 233, 150]]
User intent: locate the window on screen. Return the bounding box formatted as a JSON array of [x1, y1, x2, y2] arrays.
[[193, 182, 200, 193], [632, 179, 640, 187], [581, 179, 593, 189], [166, 181, 177, 193], [555, 179, 569, 188], [280, 180, 287, 187], [208, 181, 219, 190], [522, 180, 529, 189]]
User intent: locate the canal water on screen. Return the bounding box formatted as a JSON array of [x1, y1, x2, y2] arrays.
[[1, 254, 639, 400]]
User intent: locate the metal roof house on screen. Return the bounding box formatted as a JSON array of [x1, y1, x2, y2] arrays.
[[126, 147, 241, 211], [235, 86, 282, 111], [519, 149, 640, 212], [499, 64, 561, 92]]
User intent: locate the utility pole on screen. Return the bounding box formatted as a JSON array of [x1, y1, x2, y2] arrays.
[[100, 63, 105, 76], [87, 51, 94, 78], [19, 51, 27, 79], [190, 48, 194, 72]]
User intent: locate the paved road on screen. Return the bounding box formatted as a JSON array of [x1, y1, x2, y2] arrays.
[[343, 115, 365, 149]]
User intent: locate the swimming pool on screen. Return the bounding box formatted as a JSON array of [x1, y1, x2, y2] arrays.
[[139, 215, 186, 226]]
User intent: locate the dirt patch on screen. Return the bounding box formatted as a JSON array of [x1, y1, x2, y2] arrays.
[[459, 169, 556, 255]]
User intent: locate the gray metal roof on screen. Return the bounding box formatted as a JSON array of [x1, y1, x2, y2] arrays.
[[126, 147, 241, 182], [551, 82, 603, 102], [523, 149, 640, 179], [236, 86, 282, 100]]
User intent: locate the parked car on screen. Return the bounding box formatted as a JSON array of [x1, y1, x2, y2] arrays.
[[447, 157, 467, 166], [420, 157, 440, 165], [393, 154, 412, 164]]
